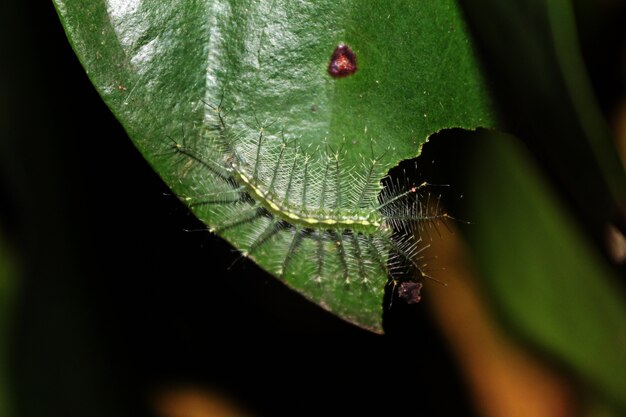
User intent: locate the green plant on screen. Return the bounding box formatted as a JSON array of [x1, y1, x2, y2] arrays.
[[40, 0, 626, 414]]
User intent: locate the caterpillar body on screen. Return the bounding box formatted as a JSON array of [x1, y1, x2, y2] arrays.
[[164, 98, 448, 330]]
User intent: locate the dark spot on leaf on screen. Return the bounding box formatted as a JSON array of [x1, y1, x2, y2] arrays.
[[328, 44, 357, 78]]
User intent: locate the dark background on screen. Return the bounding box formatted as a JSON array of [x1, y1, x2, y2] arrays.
[[0, 2, 477, 417]]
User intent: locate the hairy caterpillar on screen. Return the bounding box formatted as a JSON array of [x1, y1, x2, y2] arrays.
[[163, 97, 449, 329]]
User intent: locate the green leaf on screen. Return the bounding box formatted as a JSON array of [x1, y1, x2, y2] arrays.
[[453, 0, 626, 410], [460, 0, 626, 228], [465, 131, 626, 411], [53, 0, 494, 331]]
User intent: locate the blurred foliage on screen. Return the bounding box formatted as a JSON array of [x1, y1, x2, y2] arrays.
[[457, 0, 626, 412], [464, 131, 626, 411], [460, 0, 626, 232]]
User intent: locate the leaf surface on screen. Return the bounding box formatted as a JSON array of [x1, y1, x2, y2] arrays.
[[54, 0, 494, 330]]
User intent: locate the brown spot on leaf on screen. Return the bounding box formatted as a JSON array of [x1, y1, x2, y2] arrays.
[[328, 44, 357, 78]]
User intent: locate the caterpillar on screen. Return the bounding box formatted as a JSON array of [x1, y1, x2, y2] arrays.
[[163, 97, 449, 329]]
